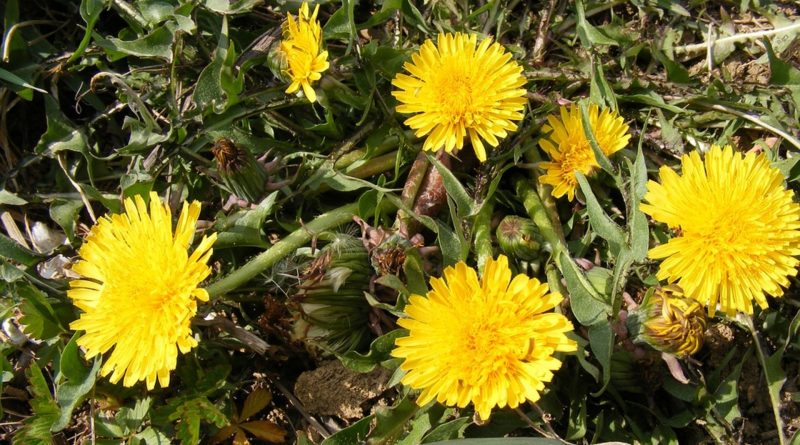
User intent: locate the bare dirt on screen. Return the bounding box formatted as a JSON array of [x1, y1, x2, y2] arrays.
[[294, 360, 391, 419]]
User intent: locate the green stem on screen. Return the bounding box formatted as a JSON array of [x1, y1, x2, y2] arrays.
[[545, 261, 566, 297], [346, 152, 398, 179], [516, 176, 607, 309], [513, 176, 567, 257], [309, 151, 401, 197], [525, 146, 566, 244], [333, 135, 400, 170], [329, 120, 377, 159], [110, 0, 148, 30], [206, 202, 360, 299], [473, 196, 495, 274]]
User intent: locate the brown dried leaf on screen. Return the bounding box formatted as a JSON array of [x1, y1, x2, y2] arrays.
[[210, 425, 239, 445], [240, 420, 287, 443], [239, 388, 272, 421], [232, 429, 251, 445]]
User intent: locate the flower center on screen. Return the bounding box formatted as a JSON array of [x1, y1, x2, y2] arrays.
[[439, 76, 473, 118], [99, 240, 194, 315], [454, 306, 530, 383], [430, 59, 480, 124], [559, 141, 596, 180], [690, 204, 759, 256]]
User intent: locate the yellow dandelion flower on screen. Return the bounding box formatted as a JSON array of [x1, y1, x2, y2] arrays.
[[641, 145, 800, 316], [538, 104, 631, 201], [635, 286, 707, 356], [68, 193, 216, 389], [280, 2, 329, 103], [391, 255, 576, 420], [391, 33, 527, 162]]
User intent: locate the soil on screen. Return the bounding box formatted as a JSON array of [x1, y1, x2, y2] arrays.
[[703, 322, 800, 445], [293, 360, 391, 420]]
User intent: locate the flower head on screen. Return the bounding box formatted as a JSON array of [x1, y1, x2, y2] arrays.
[[631, 286, 707, 356], [641, 145, 800, 316], [391, 255, 576, 420], [539, 104, 630, 201], [280, 2, 329, 103], [68, 193, 216, 389], [391, 33, 527, 162]]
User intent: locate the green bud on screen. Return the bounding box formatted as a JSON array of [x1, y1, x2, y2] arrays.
[[267, 43, 290, 84], [295, 234, 374, 354], [496, 216, 544, 262], [212, 138, 269, 202]]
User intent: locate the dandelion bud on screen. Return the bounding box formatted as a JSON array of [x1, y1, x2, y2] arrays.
[[295, 234, 373, 353], [212, 138, 269, 203], [627, 286, 707, 357], [496, 216, 544, 262], [266, 45, 290, 84]]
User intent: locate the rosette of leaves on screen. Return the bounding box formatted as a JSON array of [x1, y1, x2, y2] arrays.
[[293, 234, 373, 353]]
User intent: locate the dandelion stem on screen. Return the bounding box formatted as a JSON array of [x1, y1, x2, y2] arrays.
[[395, 151, 430, 236], [473, 195, 495, 274], [531, 0, 558, 64], [333, 134, 401, 169], [513, 176, 567, 256], [345, 151, 398, 179], [310, 150, 401, 197], [206, 202, 360, 298], [524, 148, 567, 245], [109, 0, 149, 29], [545, 261, 567, 305], [330, 120, 377, 160]]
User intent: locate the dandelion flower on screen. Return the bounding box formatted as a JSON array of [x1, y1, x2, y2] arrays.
[[392, 255, 576, 420], [68, 193, 216, 389], [641, 145, 800, 316], [629, 286, 707, 356], [280, 2, 329, 103], [539, 104, 630, 201], [391, 33, 527, 162]]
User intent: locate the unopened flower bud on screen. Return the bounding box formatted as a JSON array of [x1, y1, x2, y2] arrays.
[[628, 286, 707, 357], [496, 216, 544, 262], [294, 234, 373, 353], [212, 138, 269, 203]]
